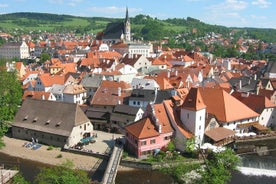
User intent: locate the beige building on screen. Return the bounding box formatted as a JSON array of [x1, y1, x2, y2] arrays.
[[12, 99, 93, 148], [0, 41, 30, 59]]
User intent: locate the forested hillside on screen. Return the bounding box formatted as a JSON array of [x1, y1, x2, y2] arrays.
[[0, 12, 276, 43]]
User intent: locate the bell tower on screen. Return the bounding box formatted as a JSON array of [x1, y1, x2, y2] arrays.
[[124, 7, 131, 42]]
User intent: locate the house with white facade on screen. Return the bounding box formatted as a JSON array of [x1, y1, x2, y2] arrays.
[[232, 92, 276, 128], [0, 40, 30, 59], [180, 88, 206, 145], [63, 84, 87, 105]]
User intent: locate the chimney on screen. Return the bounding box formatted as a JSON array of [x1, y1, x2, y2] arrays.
[[118, 87, 122, 97], [41, 95, 45, 100], [175, 70, 178, 76], [239, 80, 242, 89], [254, 74, 257, 80], [158, 124, 162, 133], [167, 71, 170, 78]]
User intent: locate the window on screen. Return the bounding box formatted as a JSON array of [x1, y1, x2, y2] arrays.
[[187, 113, 189, 119], [199, 125, 201, 130], [141, 141, 146, 146], [150, 139, 156, 144], [137, 101, 140, 105], [133, 101, 136, 105]]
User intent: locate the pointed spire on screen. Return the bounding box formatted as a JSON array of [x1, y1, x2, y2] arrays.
[[125, 6, 129, 23]]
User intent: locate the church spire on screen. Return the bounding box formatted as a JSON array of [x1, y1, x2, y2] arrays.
[[125, 6, 129, 23], [124, 6, 131, 42]]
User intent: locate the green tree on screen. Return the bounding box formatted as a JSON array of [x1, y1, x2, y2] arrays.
[[199, 148, 240, 184], [34, 160, 90, 184], [40, 52, 51, 63], [0, 60, 22, 148], [141, 20, 165, 41], [12, 173, 30, 184]]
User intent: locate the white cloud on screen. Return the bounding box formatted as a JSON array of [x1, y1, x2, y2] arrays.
[[252, 0, 272, 8], [48, 0, 64, 5], [0, 4, 9, 8], [207, 0, 248, 12], [250, 14, 267, 19], [89, 6, 142, 15]]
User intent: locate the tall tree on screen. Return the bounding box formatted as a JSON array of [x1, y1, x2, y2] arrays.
[[34, 160, 91, 184], [0, 60, 22, 148]]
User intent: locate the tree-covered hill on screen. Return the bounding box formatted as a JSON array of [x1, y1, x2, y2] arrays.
[[0, 12, 276, 43]]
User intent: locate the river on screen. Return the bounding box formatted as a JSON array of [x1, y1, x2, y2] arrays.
[[1, 138, 276, 183]]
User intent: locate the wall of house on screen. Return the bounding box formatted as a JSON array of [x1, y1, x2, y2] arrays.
[[133, 57, 152, 70], [63, 92, 86, 104], [259, 107, 276, 127], [222, 117, 259, 133], [67, 121, 93, 147], [20, 42, 30, 59], [34, 79, 45, 91], [138, 132, 173, 158], [129, 100, 149, 109], [12, 126, 68, 147], [180, 108, 206, 144]]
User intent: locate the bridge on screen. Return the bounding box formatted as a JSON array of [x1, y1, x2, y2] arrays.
[[0, 166, 18, 184], [101, 139, 124, 184]]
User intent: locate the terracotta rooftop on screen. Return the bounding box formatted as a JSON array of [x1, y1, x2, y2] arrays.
[[182, 87, 206, 111], [125, 117, 160, 139], [199, 87, 259, 123]]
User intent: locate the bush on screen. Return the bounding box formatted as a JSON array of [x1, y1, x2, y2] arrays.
[[56, 154, 62, 158], [47, 145, 54, 150]]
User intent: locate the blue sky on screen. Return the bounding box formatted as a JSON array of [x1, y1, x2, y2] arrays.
[[0, 0, 275, 28]]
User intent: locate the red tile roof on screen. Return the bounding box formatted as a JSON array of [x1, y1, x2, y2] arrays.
[[199, 87, 259, 122], [38, 73, 66, 87], [182, 87, 206, 111], [125, 117, 160, 139]]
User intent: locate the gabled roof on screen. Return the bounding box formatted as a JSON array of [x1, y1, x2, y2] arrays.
[[151, 103, 174, 134], [90, 81, 131, 106], [113, 104, 141, 115], [38, 73, 66, 87], [182, 87, 206, 111], [125, 117, 159, 139], [81, 73, 103, 88], [232, 92, 276, 113], [121, 54, 144, 66], [199, 87, 259, 122], [22, 91, 52, 100], [13, 99, 89, 137], [129, 89, 156, 102]]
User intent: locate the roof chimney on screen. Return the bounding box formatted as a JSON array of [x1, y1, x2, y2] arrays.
[[239, 80, 242, 89], [167, 71, 170, 78], [118, 87, 122, 97]]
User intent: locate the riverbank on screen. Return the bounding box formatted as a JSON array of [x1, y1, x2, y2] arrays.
[[0, 136, 133, 171]]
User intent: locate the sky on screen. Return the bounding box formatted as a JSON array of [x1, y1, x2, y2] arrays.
[[0, 0, 275, 29]]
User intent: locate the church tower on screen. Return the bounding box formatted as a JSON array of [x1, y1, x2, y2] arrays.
[[124, 7, 131, 42], [180, 88, 206, 145]]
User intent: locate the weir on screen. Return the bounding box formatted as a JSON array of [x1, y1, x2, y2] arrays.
[[238, 155, 276, 177]]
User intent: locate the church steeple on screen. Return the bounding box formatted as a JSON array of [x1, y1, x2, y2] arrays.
[[125, 7, 129, 23], [124, 7, 131, 42]]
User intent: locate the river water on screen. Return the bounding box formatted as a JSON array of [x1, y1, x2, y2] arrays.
[[1, 138, 276, 183]]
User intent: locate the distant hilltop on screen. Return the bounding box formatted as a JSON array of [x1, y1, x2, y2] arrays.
[[0, 12, 276, 43]]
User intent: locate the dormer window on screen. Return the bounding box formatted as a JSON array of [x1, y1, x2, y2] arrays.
[[56, 121, 62, 127], [45, 120, 51, 125], [33, 117, 38, 123], [23, 115, 28, 121]]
